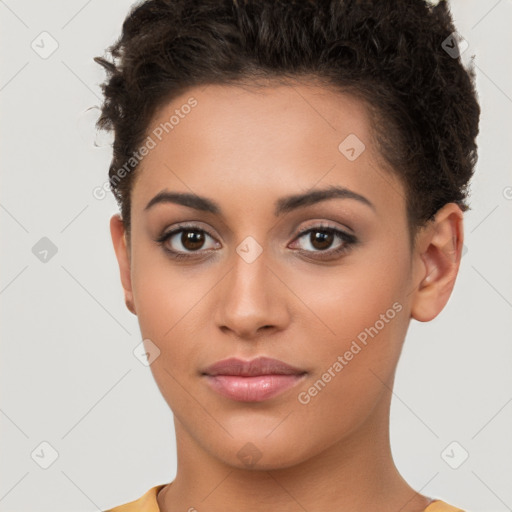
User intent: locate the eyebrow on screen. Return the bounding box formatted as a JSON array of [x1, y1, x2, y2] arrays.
[[144, 185, 375, 216]]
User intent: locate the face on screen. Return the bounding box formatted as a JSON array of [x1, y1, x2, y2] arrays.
[[111, 81, 446, 470]]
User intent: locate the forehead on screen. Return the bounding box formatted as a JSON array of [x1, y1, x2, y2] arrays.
[[130, 81, 406, 224], [146, 81, 374, 163]]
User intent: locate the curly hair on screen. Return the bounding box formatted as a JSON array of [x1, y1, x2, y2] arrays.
[[94, 0, 480, 245]]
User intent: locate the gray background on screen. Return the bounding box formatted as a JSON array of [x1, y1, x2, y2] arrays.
[[1, 0, 511, 510]]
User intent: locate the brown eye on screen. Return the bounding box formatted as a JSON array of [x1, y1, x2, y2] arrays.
[[309, 230, 334, 250], [290, 225, 358, 260], [156, 225, 220, 259], [296, 228, 343, 252], [181, 230, 206, 251]]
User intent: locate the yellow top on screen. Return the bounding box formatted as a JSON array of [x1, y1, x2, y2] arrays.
[[104, 484, 465, 512]]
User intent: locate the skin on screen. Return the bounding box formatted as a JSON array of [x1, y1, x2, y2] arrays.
[[110, 81, 464, 512]]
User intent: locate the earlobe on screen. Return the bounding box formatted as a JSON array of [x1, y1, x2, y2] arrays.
[[110, 214, 137, 316], [410, 203, 464, 322]]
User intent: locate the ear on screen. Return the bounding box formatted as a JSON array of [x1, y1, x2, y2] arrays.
[[110, 214, 137, 315], [410, 203, 464, 322]]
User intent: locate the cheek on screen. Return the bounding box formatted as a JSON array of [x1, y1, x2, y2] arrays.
[[292, 242, 409, 340], [130, 239, 211, 337], [288, 284, 408, 450], [289, 247, 410, 402], [131, 264, 206, 414], [129, 246, 201, 366]]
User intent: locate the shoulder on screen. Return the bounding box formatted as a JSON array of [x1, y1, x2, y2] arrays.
[[103, 487, 463, 512], [103, 484, 167, 512], [424, 500, 466, 512]]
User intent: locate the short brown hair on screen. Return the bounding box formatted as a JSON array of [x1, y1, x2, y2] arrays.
[[95, 0, 480, 244]]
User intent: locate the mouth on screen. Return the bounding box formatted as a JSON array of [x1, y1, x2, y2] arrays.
[[201, 356, 307, 402]]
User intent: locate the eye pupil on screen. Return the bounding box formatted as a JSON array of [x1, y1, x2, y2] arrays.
[[182, 230, 205, 250], [311, 230, 333, 250]]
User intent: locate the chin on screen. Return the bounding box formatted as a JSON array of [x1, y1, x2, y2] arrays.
[[218, 439, 314, 471], [197, 418, 325, 471]]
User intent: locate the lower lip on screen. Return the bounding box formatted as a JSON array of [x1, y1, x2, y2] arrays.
[[204, 374, 305, 402]]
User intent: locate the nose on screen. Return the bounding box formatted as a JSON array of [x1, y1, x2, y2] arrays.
[[213, 246, 290, 340]]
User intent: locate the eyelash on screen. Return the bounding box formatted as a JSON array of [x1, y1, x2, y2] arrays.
[[155, 222, 358, 262]]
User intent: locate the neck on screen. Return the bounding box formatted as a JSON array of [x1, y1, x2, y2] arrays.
[[158, 390, 431, 512]]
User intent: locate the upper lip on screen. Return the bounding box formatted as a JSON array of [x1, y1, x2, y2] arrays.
[[202, 356, 307, 377]]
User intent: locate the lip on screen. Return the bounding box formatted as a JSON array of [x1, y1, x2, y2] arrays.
[[202, 357, 307, 402]]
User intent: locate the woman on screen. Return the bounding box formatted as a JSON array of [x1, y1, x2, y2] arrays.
[[95, 0, 480, 510]]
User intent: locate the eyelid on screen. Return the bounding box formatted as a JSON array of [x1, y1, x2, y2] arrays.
[[156, 221, 218, 240], [294, 220, 354, 237]]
